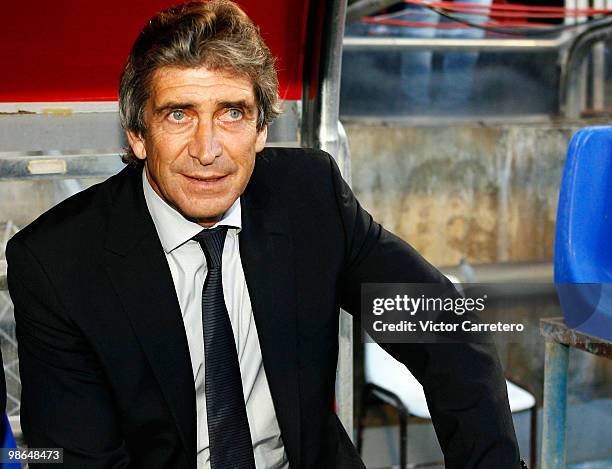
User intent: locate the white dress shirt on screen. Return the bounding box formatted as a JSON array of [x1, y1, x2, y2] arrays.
[[142, 171, 289, 469]]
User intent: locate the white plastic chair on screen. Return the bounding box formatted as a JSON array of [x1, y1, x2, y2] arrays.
[[357, 333, 537, 468]]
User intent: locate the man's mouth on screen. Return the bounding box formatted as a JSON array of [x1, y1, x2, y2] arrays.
[[181, 173, 230, 191], [183, 174, 227, 183]]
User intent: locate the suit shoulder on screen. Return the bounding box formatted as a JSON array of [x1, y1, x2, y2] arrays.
[[251, 147, 344, 211], [8, 166, 134, 255], [258, 147, 334, 177]]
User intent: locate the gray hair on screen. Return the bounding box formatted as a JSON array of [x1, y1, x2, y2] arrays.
[[118, 0, 281, 164]]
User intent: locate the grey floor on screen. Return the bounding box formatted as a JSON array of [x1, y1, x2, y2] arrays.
[[360, 398, 612, 469]]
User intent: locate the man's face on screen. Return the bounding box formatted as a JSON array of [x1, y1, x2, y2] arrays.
[[127, 66, 267, 227]]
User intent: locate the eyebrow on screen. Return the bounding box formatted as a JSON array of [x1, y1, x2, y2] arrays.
[[152, 102, 196, 116], [218, 100, 257, 114], [152, 99, 256, 116], [219, 99, 252, 108]]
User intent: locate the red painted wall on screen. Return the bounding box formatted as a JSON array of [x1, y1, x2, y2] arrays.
[[1, 1, 308, 102]]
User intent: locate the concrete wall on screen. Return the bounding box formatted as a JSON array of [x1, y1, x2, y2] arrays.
[[345, 121, 581, 266]]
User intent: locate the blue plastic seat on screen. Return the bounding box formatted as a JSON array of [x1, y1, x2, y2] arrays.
[[555, 126, 612, 340], [1, 413, 19, 468]]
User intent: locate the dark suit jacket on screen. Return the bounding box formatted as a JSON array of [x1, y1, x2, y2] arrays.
[[7, 148, 520, 468]]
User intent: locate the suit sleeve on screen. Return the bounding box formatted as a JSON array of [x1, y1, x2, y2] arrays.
[[327, 154, 521, 469], [6, 237, 130, 468]]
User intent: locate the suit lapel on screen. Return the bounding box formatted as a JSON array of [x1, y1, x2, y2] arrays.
[[240, 163, 302, 469], [103, 167, 196, 463]]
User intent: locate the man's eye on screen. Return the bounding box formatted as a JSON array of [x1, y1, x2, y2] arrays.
[[170, 110, 186, 121], [227, 109, 243, 120]]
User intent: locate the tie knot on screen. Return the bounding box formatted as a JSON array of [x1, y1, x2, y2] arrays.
[[193, 226, 228, 269]]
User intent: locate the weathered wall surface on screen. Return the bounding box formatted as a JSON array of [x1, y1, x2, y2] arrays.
[[345, 122, 580, 266]]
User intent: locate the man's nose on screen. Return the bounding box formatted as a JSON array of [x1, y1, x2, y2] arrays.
[[188, 120, 222, 165]]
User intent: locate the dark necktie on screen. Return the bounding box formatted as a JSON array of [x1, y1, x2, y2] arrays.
[[193, 227, 256, 469]]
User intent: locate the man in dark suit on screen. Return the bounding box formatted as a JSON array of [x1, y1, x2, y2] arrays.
[[7, 1, 521, 467]]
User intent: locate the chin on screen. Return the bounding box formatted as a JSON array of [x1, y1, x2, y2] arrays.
[[181, 201, 233, 225]]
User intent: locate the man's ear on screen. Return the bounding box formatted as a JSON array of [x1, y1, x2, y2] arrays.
[[126, 130, 147, 160], [255, 126, 268, 153]]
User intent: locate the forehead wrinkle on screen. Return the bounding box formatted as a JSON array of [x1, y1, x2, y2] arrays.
[[151, 67, 254, 94], [153, 86, 255, 108], [147, 66, 257, 120]]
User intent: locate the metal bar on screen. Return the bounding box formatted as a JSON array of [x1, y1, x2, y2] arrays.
[[399, 410, 408, 469], [530, 405, 538, 469], [0, 101, 119, 113], [0, 153, 124, 180], [343, 36, 571, 52], [566, 0, 577, 25], [560, 16, 612, 117], [320, 0, 355, 442], [440, 260, 553, 283], [592, 42, 606, 108], [302, 0, 354, 440], [320, 6, 348, 169], [592, 0, 606, 109], [540, 339, 569, 469], [0, 152, 123, 180], [578, 56, 589, 113], [541, 317, 611, 357], [0, 260, 6, 290], [576, 0, 588, 23], [346, 0, 400, 24]]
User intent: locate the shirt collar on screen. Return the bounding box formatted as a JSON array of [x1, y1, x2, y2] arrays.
[[142, 168, 242, 254]]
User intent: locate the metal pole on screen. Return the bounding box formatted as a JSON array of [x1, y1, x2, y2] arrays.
[[319, 1, 349, 173], [302, 0, 354, 439], [346, 0, 399, 24], [593, 0, 606, 109], [343, 36, 571, 52], [541, 339, 569, 469], [560, 16, 612, 117], [317, 0, 355, 441]]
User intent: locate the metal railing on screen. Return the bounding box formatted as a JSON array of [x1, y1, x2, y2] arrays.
[[343, 35, 572, 52], [560, 16, 612, 117], [344, 15, 612, 118]]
